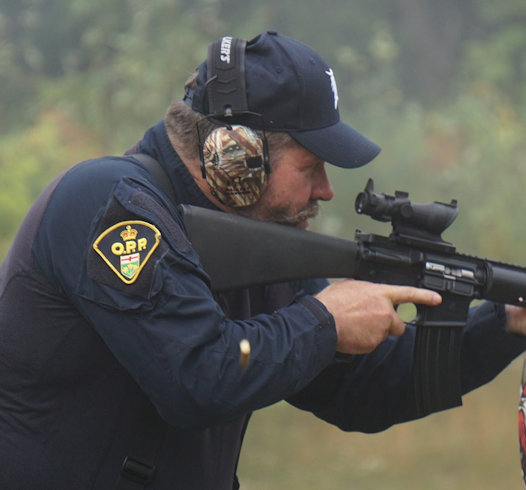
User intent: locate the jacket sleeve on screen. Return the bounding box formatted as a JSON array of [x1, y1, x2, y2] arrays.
[[35, 163, 338, 429], [287, 301, 526, 433]]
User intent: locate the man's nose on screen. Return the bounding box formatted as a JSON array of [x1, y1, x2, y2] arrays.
[[312, 164, 334, 202]]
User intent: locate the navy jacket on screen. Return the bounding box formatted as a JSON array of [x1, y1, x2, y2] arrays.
[[0, 120, 524, 489]]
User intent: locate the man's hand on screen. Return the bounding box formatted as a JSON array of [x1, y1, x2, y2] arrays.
[[315, 280, 442, 355], [505, 304, 526, 336]]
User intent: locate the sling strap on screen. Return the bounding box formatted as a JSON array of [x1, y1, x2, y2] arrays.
[[112, 153, 172, 490], [133, 153, 177, 203], [113, 402, 166, 490]]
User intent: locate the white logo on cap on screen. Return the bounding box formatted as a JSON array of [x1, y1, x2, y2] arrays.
[[325, 68, 339, 110]]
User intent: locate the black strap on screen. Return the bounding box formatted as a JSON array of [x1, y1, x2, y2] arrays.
[[112, 153, 172, 490], [133, 153, 177, 203], [113, 400, 167, 490]]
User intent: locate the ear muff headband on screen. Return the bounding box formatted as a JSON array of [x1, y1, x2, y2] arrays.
[[206, 37, 248, 116]]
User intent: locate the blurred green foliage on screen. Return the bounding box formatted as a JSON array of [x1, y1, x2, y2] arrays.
[[2, 1, 526, 488], [3, 0, 526, 259]]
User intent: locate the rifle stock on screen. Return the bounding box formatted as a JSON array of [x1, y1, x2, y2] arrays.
[[179, 204, 359, 291]]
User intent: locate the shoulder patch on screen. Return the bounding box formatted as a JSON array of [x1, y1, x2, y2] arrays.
[[93, 220, 161, 284]]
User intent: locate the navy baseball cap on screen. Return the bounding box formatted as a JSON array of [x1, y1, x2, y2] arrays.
[[185, 30, 381, 168]]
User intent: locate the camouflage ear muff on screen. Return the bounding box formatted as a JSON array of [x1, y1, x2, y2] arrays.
[[197, 36, 271, 207], [201, 125, 267, 207]]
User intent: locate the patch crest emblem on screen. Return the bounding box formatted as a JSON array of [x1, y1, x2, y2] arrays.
[[93, 220, 161, 284]]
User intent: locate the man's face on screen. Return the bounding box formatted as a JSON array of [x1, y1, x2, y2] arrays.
[[237, 143, 334, 229]]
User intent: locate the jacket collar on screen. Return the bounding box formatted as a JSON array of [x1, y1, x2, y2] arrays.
[[137, 120, 219, 210]]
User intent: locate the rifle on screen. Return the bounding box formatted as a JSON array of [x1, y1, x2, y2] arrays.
[[178, 179, 526, 417]]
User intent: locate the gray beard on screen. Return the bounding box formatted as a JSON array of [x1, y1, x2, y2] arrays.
[[270, 201, 320, 226], [238, 200, 320, 226]]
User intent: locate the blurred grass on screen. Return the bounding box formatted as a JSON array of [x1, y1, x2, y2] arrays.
[[239, 356, 524, 489]]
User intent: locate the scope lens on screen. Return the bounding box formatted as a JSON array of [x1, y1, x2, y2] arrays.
[[355, 193, 366, 214]]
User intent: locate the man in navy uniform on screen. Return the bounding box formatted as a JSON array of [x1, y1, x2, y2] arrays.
[[1, 31, 525, 489]]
